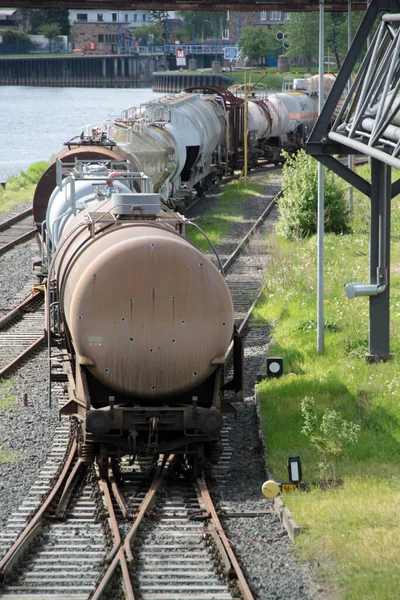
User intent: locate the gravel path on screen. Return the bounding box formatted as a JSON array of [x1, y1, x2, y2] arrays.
[[0, 237, 58, 530]]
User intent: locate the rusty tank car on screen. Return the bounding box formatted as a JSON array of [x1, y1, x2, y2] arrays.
[[44, 161, 243, 476]]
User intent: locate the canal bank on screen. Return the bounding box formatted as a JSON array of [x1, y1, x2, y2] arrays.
[[0, 55, 169, 87]]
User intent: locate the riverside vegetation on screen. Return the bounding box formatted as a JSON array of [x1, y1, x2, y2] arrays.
[[187, 158, 399, 599], [255, 158, 400, 600], [0, 162, 48, 213]]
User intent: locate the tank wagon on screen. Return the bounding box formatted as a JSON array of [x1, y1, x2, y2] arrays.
[[44, 161, 243, 476], [34, 78, 335, 475], [33, 78, 333, 228]]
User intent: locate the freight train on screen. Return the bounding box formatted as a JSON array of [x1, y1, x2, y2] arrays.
[[33, 77, 334, 227], [35, 78, 333, 476]]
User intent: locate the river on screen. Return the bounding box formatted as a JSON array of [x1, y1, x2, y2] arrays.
[[0, 86, 163, 183]]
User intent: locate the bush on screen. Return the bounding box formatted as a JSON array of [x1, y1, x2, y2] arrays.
[[0, 29, 35, 47], [277, 150, 351, 240]]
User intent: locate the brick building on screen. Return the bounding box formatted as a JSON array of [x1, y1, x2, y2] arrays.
[[70, 9, 153, 54], [210, 10, 290, 44]]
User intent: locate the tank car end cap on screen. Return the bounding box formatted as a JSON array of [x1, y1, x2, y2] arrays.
[[199, 407, 223, 436], [86, 410, 111, 435], [262, 480, 280, 499]]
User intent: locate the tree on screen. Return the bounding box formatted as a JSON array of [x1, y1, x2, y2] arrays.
[[239, 27, 280, 64], [285, 12, 319, 71], [38, 23, 61, 44], [131, 24, 163, 45], [176, 10, 227, 41], [0, 29, 35, 49], [17, 9, 70, 35]]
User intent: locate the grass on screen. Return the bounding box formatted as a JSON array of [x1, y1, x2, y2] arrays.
[[184, 67, 325, 91], [254, 163, 400, 598], [0, 381, 19, 464], [0, 162, 48, 212], [186, 174, 268, 251]]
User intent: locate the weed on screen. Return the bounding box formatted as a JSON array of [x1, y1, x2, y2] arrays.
[[301, 396, 360, 484]]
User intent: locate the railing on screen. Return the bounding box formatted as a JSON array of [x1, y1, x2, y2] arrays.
[[137, 44, 225, 55]]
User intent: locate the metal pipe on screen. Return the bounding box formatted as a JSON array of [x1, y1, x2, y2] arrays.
[[348, 0, 353, 218], [329, 130, 400, 170], [317, 0, 325, 354]]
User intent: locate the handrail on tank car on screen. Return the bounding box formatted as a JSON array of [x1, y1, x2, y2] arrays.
[[185, 220, 224, 276]]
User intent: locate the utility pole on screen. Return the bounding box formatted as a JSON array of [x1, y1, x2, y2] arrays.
[[317, 0, 325, 353]]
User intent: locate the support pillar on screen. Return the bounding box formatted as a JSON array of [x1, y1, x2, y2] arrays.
[[368, 159, 391, 361]]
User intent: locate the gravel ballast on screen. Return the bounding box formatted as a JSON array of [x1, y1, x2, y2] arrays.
[[0, 175, 325, 598], [0, 237, 58, 529]]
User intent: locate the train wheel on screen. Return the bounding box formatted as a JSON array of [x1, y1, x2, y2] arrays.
[[188, 451, 204, 480], [204, 438, 223, 464], [97, 448, 109, 480]]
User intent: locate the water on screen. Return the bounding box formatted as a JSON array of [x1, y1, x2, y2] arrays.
[[0, 86, 163, 182]]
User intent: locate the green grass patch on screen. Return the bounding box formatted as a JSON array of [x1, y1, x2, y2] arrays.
[[186, 175, 267, 252], [0, 381, 19, 464], [0, 445, 20, 463], [184, 67, 324, 91], [255, 165, 400, 598], [0, 161, 48, 212]]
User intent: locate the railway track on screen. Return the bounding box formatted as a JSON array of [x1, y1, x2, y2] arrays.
[[0, 450, 254, 600], [0, 209, 37, 256], [0, 289, 45, 378], [0, 175, 281, 599]]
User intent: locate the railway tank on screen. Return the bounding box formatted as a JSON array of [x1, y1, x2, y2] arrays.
[[45, 161, 243, 475]]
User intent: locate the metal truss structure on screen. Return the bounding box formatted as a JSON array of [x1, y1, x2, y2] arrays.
[[307, 0, 400, 360], [0, 1, 368, 11]]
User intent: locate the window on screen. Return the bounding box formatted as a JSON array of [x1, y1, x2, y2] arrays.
[[98, 34, 104, 43], [97, 14, 103, 22], [285, 12, 290, 21], [227, 11, 230, 21], [222, 29, 229, 40], [270, 11, 282, 21], [112, 13, 117, 22], [143, 14, 146, 22], [125, 14, 129, 23], [260, 11, 267, 21], [76, 13, 88, 22], [134, 14, 137, 22]]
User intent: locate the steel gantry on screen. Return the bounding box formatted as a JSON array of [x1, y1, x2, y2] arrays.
[[307, 0, 400, 361]]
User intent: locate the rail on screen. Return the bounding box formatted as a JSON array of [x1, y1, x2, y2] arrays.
[[137, 43, 225, 55]]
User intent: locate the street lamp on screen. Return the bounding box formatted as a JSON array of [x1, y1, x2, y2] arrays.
[[181, 21, 195, 59]]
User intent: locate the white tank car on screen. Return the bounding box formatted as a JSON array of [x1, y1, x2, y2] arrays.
[[105, 93, 226, 204], [47, 169, 234, 401], [248, 92, 318, 144]]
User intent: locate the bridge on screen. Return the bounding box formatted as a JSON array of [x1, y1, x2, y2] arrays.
[[0, 1, 368, 11]]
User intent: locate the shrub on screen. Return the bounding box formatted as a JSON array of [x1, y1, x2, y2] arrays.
[[301, 396, 360, 484], [277, 150, 351, 240]]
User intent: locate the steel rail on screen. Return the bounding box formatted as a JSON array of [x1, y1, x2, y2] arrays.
[[0, 228, 37, 256], [0, 208, 33, 233], [0, 439, 78, 576], [223, 191, 281, 272], [91, 455, 173, 599], [124, 455, 172, 562], [223, 189, 281, 361], [0, 334, 46, 377], [92, 474, 135, 600], [196, 477, 255, 600], [0, 288, 44, 330]]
